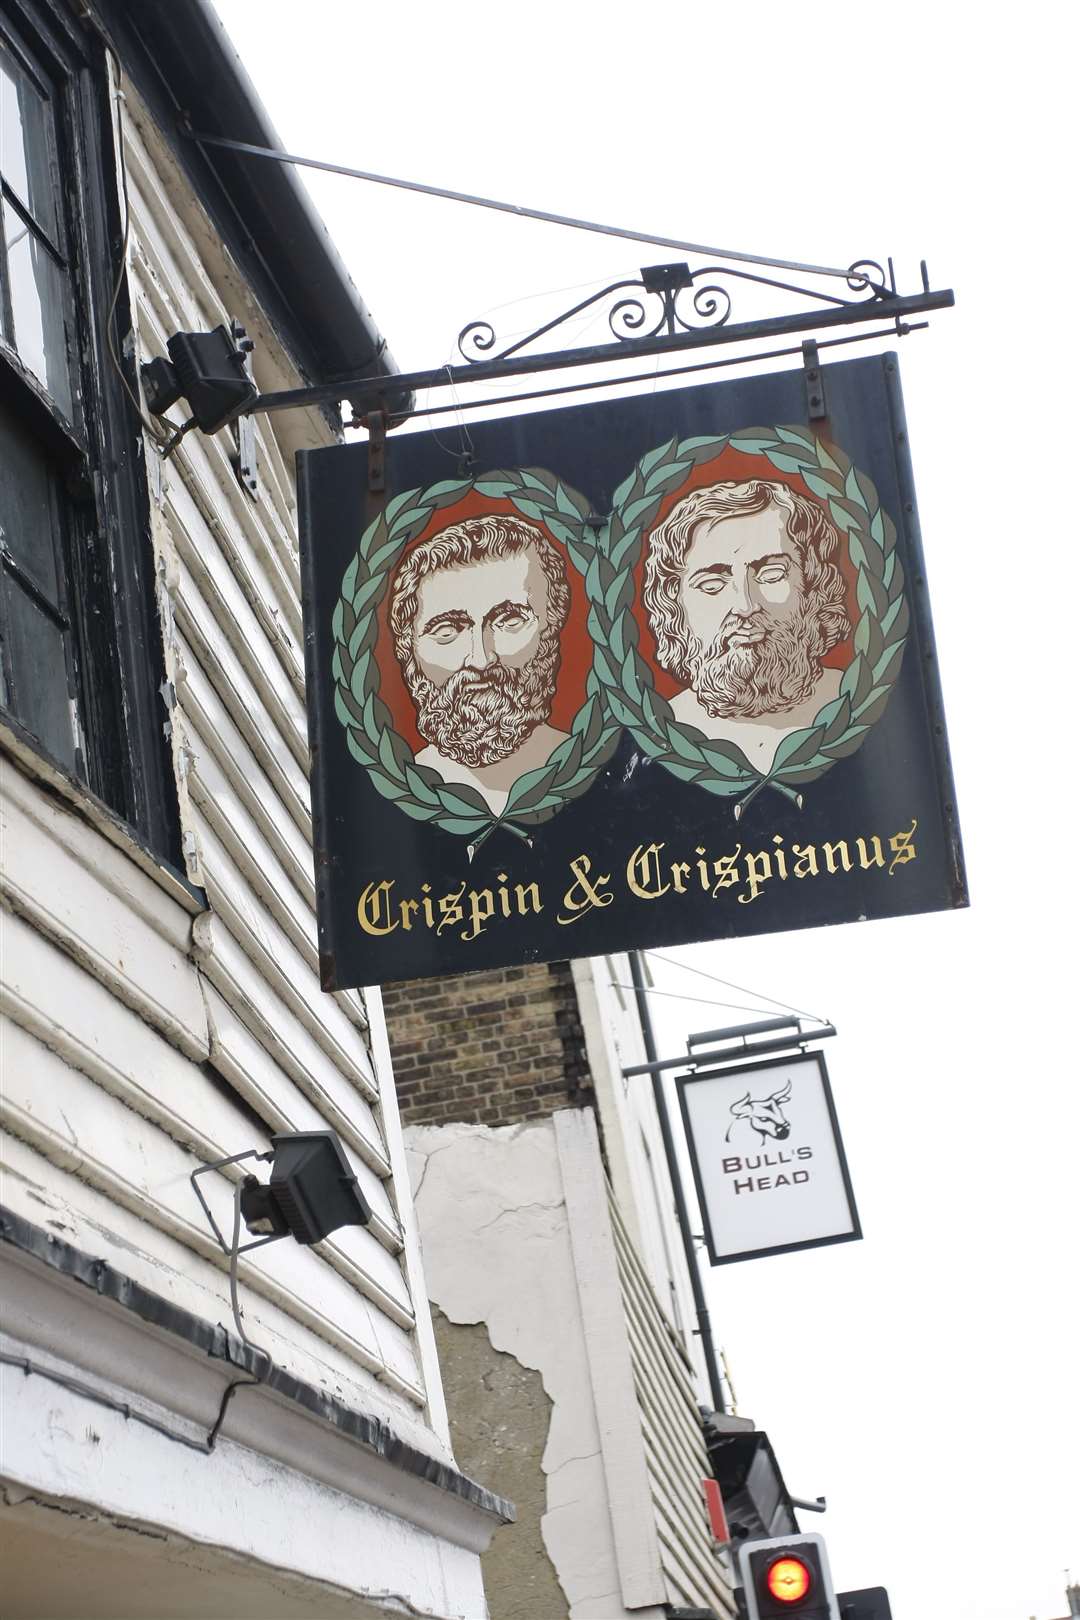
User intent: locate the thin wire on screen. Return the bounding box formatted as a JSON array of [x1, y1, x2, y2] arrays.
[[643, 949, 827, 1027], [186, 130, 864, 283], [0, 1345, 259, 1455], [0, 1349, 214, 1453], [102, 56, 170, 447], [444, 365, 475, 468], [609, 983, 772, 1018], [423, 367, 475, 467]]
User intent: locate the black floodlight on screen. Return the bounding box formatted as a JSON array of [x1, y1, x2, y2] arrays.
[[191, 1130, 372, 1261], [189, 1132, 371, 1373], [263, 1131, 371, 1245], [142, 321, 257, 434]]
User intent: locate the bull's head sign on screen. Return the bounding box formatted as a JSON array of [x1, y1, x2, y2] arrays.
[[678, 1052, 860, 1265], [299, 356, 966, 988]]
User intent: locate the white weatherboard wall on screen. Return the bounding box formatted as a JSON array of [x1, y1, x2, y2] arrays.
[[0, 69, 497, 1620], [407, 1109, 732, 1618]]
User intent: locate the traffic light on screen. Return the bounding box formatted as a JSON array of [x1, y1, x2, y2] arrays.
[[738, 1533, 839, 1620]]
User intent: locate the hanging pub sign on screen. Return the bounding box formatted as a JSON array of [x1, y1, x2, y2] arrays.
[[298, 353, 966, 988], [678, 1051, 860, 1264]]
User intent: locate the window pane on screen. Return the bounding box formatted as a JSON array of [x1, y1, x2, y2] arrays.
[[1, 571, 76, 769], [0, 39, 57, 239], [3, 199, 71, 416], [0, 394, 62, 606]]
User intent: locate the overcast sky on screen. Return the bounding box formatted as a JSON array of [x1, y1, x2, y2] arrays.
[[212, 4, 1078, 1614]]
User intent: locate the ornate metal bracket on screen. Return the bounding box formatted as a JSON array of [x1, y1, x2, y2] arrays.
[[163, 131, 953, 428], [457, 256, 894, 367], [151, 260, 951, 431]]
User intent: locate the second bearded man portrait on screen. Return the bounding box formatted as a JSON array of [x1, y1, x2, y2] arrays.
[[643, 478, 852, 771]]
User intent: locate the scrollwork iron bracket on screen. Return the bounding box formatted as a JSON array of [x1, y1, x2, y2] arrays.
[[226, 257, 952, 424], [456, 255, 896, 367]]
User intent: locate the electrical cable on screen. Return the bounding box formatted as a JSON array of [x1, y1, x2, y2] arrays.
[[0, 1182, 272, 1457], [0, 1183, 278, 1458], [228, 1179, 273, 1372], [100, 50, 171, 447], [0, 1345, 258, 1457]]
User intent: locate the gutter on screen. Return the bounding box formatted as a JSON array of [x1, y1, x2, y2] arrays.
[[0, 1203, 513, 1524]]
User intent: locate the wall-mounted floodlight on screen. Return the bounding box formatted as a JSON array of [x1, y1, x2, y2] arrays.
[[142, 320, 257, 435], [240, 1132, 371, 1246], [192, 1131, 372, 1258], [191, 1131, 372, 1368]]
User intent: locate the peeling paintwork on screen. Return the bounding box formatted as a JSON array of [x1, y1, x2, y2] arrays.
[[407, 1118, 665, 1620]]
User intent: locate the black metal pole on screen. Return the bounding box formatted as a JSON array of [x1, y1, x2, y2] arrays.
[[628, 950, 726, 1414]]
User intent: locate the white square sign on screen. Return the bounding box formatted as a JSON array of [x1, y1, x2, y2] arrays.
[[678, 1051, 860, 1265]]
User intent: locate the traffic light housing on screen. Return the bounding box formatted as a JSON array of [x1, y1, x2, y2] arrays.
[[837, 1590, 892, 1619], [738, 1533, 839, 1620]]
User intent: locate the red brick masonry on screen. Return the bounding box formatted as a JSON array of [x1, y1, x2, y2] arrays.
[[382, 961, 592, 1129]]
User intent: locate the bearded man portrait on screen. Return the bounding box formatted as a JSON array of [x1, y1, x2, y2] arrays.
[[389, 515, 571, 814], [643, 479, 851, 771]]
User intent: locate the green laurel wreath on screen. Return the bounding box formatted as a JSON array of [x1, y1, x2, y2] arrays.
[[331, 468, 621, 851], [583, 426, 909, 817]]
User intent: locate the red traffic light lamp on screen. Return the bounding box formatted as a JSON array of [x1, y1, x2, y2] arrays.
[[767, 1556, 814, 1602], [738, 1533, 839, 1620]]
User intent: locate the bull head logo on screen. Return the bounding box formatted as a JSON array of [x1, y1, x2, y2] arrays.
[[726, 1078, 793, 1143]]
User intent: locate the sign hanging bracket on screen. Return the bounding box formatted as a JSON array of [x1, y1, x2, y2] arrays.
[[144, 112, 956, 436], [364, 409, 387, 493], [802, 339, 827, 421], [142, 260, 953, 443]]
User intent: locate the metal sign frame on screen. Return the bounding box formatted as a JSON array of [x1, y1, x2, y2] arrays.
[[677, 1049, 861, 1267]]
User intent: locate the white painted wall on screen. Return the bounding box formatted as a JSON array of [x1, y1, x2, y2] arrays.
[[407, 1109, 732, 1618], [0, 62, 494, 1619]]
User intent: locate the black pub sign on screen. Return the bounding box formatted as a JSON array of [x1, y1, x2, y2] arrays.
[[298, 355, 966, 988]]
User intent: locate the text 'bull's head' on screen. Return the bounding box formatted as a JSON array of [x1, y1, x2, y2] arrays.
[[726, 1078, 793, 1142]]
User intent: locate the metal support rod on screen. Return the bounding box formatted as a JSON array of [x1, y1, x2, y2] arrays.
[[688, 1016, 799, 1046], [629, 950, 726, 1414], [187, 130, 868, 283], [688, 1029, 838, 1076], [623, 1024, 836, 1080], [190, 1148, 281, 1258], [349, 321, 929, 428], [245, 287, 955, 418]]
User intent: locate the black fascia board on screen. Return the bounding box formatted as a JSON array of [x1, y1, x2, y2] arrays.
[[92, 0, 412, 416]]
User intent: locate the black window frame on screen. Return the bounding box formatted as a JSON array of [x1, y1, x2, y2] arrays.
[[0, 0, 179, 864]]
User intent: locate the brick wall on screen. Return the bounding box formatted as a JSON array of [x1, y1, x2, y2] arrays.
[[382, 961, 591, 1129]]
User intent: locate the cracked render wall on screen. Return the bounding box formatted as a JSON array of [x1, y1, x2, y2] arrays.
[[406, 1116, 666, 1620], [430, 1308, 564, 1620]]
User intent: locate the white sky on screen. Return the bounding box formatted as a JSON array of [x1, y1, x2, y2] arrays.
[[213, 4, 1078, 1614]]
